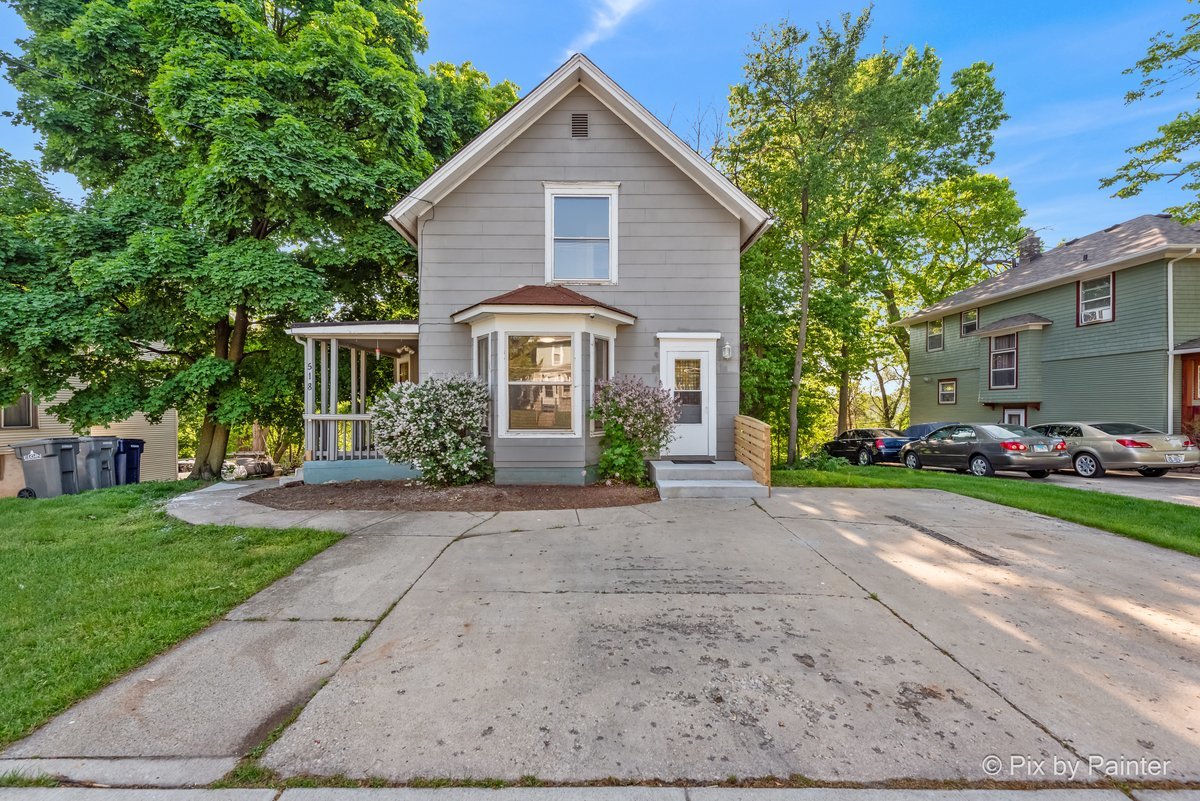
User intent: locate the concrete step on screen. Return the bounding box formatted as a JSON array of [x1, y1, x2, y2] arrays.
[[656, 479, 770, 500], [649, 460, 754, 482]]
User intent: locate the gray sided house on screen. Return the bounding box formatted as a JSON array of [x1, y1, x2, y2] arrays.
[[902, 214, 1200, 435], [289, 54, 771, 485]]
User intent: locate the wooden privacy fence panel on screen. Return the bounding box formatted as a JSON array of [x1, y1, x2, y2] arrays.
[[734, 415, 771, 495]]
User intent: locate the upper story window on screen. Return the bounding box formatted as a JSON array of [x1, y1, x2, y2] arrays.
[[545, 182, 619, 284], [1079, 274, 1113, 325], [990, 333, 1017, 389], [938, 379, 958, 405], [961, 309, 978, 336], [926, 319, 944, 352], [1, 393, 35, 429]]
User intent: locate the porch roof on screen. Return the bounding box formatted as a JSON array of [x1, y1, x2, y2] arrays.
[[451, 285, 636, 326], [286, 320, 418, 354], [1176, 335, 1200, 353]]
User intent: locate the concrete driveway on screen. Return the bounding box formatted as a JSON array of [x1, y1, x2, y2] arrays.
[[4, 485, 1198, 787], [898, 464, 1200, 507]]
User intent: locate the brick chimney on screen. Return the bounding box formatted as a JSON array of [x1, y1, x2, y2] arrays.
[[1017, 230, 1043, 266]]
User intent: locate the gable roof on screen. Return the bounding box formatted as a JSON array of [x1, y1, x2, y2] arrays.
[[901, 214, 1200, 326], [386, 54, 772, 252], [451, 284, 636, 325]]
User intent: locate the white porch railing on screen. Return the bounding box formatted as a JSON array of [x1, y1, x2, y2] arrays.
[[304, 413, 380, 461]]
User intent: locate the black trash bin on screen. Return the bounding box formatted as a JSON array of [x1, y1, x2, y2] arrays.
[[12, 437, 80, 498], [76, 435, 118, 491], [115, 438, 145, 485]]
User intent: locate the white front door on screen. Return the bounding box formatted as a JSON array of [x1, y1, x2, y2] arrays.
[[660, 341, 716, 456], [1003, 408, 1026, 426]]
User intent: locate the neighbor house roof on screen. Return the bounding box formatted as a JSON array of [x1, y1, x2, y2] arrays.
[[901, 214, 1200, 326], [385, 53, 773, 253], [1176, 335, 1200, 353], [969, 313, 1053, 336], [451, 284, 636, 325]]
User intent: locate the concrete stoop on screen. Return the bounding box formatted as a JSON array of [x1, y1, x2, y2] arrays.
[[649, 459, 769, 500]]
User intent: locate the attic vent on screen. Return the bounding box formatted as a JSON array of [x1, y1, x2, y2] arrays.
[[570, 113, 589, 138]]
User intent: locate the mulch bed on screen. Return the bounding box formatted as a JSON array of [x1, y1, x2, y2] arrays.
[[245, 479, 659, 512]]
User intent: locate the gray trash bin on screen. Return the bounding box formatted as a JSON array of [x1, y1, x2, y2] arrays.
[[76, 435, 118, 492], [12, 437, 81, 499]]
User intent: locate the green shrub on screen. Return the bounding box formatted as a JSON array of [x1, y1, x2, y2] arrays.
[[785, 451, 850, 471], [372, 375, 491, 486], [591, 375, 679, 485]]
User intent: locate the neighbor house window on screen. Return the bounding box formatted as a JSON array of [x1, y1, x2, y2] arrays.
[[961, 309, 978, 336], [938, 379, 958, 405], [476, 336, 491, 435], [990, 333, 1018, 389], [507, 335, 573, 432], [1079, 274, 1113, 325], [926, 319, 944, 351], [545, 182, 619, 283], [0, 393, 34, 429], [591, 336, 611, 435]]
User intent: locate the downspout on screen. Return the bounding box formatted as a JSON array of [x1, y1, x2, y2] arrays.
[[1167, 247, 1197, 434]]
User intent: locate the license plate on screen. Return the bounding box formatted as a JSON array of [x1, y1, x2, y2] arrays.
[[1033, 444, 1048, 453], [1166, 453, 1184, 464]]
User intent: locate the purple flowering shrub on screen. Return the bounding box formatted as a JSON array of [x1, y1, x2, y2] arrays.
[[591, 374, 679, 484], [372, 375, 491, 486]]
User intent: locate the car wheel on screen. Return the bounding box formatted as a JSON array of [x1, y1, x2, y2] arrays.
[[904, 451, 922, 470], [969, 454, 995, 477], [1137, 467, 1169, 477], [856, 449, 873, 466], [1073, 452, 1105, 478], [1026, 470, 1050, 478], [16, 487, 35, 499]]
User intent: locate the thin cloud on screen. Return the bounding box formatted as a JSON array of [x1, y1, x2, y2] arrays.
[[562, 0, 649, 58]]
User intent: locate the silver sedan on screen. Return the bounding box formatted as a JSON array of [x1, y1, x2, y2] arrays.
[[1031, 421, 1199, 478]]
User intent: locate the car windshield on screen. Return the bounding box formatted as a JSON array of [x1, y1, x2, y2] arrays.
[[981, 425, 1042, 439], [1091, 422, 1161, 436]]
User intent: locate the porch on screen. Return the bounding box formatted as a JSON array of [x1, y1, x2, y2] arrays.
[[287, 321, 421, 483]]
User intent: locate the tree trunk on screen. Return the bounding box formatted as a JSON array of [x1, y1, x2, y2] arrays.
[[787, 190, 811, 465], [838, 348, 850, 434], [873, 360, 893, 428], [186, 306, 249, 481]]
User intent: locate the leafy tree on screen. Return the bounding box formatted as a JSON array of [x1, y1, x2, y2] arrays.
[[1103, 8, 1200, 219], [0, 0, 516, 478], [721, 9, 1016, 457]]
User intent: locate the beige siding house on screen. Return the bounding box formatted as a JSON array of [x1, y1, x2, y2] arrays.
[[290, 54, 771, 485], [0, 389, 178, 497]]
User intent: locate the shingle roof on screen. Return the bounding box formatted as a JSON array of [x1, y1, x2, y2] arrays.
[[452, 284, 636, 320], [970, 313, 1053, 336], [902, 214, 1200, 325], [1177, 336, 1200, 351]]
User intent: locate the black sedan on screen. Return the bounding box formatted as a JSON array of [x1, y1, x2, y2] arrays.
[[899, 423, 1069, 477], [823, 428, 910, 465]]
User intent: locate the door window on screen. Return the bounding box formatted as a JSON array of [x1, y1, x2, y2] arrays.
[[674, 358, 702, 424]]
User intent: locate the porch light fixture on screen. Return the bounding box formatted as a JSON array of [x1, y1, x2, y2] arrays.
[[721, 341, 732, 360]]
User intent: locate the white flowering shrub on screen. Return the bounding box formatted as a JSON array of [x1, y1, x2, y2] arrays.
[[372, 375, 492, 486]]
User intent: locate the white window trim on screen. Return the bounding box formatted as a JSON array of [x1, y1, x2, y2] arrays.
[[1079, 274, 1113, 325], [590, 334, 614, 437], [937, 379, 957, 405], [544, 181, 620, 285], [990, 334, 1018, 389], [500, 329, 582, 439], [927, 319, 944, 352]]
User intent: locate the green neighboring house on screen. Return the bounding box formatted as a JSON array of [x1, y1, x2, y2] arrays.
[[901, 214, 1200, 435]]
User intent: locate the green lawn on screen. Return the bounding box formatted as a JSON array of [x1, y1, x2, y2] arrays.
[[773, 466, 1200, 557], [0, 481, 340, 747]]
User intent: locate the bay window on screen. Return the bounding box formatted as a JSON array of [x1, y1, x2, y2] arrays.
[[990, 334, 1017, 389], [591, 336, 611, 435], [475, 335, 491, 434], [507, 335, 573, 431]]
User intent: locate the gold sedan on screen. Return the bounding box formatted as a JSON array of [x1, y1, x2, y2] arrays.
[[1031, 422, 1199, 478]]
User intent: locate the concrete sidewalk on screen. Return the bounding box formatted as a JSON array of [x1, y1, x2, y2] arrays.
[[0, 786, 1194, 799]]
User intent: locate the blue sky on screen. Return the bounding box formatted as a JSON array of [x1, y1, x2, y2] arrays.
[[1, 0, 1192, 242]]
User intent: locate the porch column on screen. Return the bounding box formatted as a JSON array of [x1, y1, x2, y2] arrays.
[[330, 338, 339, 414], [303, 336, 315, 455], [320, 341, 329, 414]]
